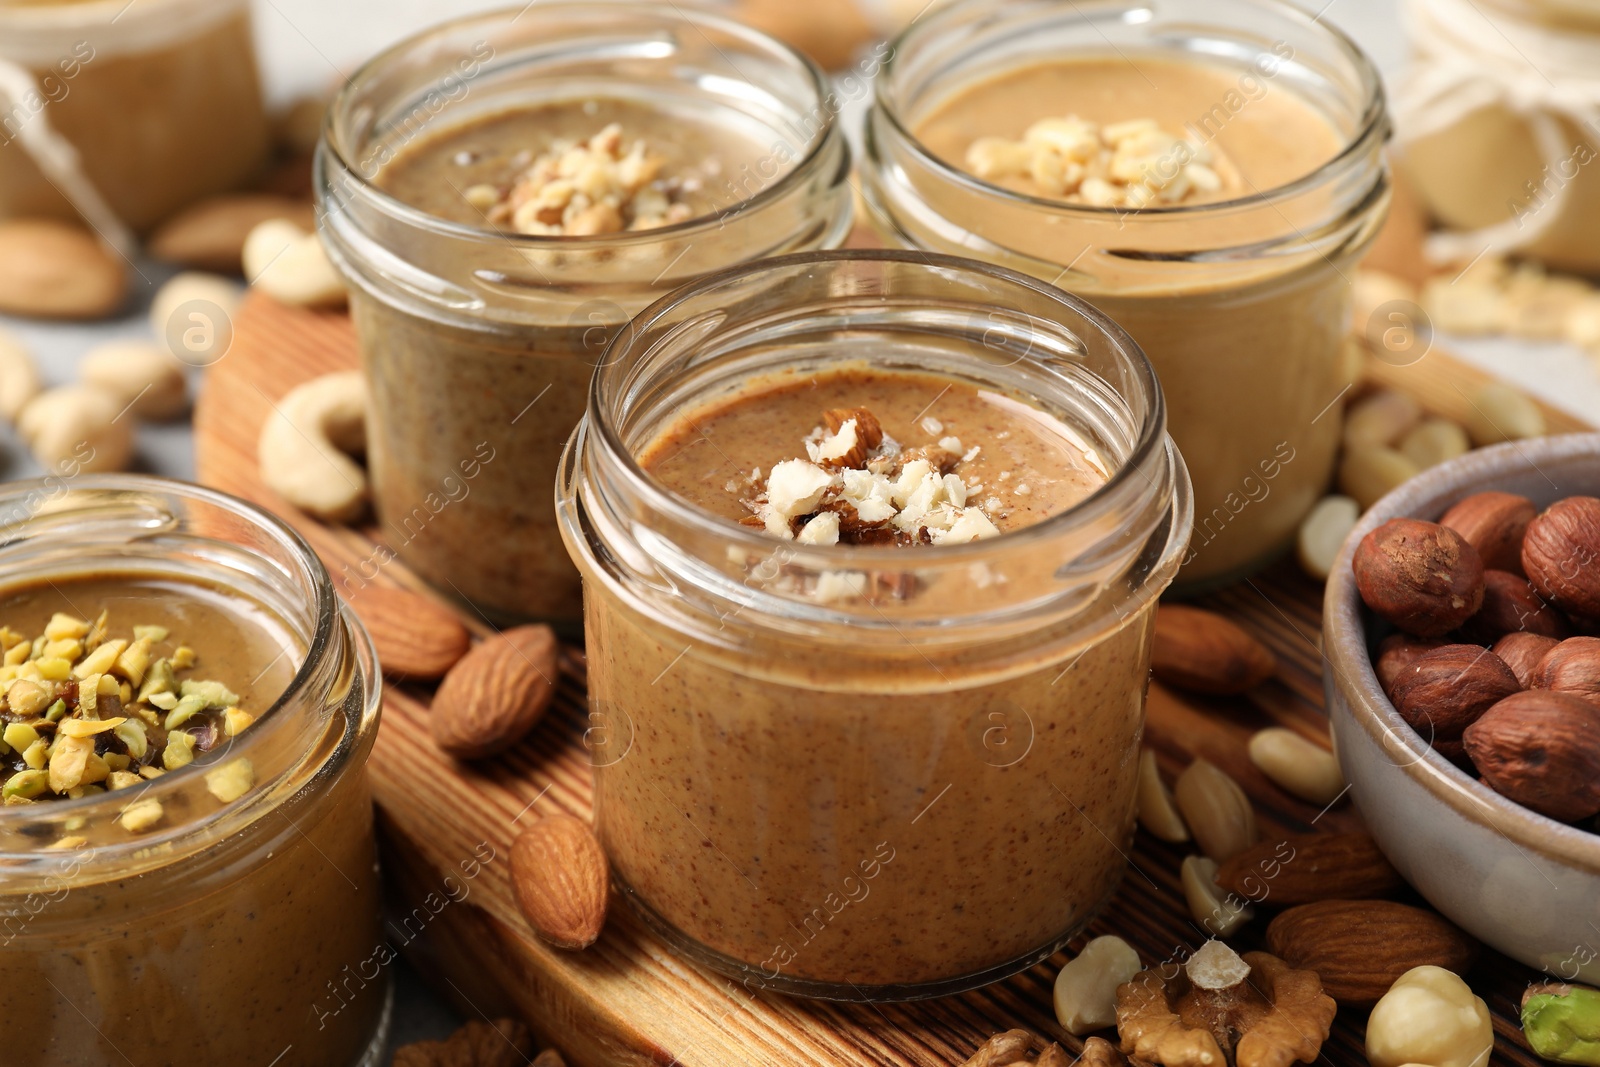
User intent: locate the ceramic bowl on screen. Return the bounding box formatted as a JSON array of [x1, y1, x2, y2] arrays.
[[1324, 432, 1600, 982]]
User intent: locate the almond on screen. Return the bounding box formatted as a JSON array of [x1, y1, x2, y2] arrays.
[[148, 194, 317, 273], [348, 585, 470, 680], [1265, 900, 1478, 1007], [1492, 631, 1560, 689], [1151, 605, 1276, 694], [0, 219, 125, 320], [1463, 689, 1600, 822], [1523, 497, 1600, 623], [1389, 644, 1519, 742], [1439, 490, 1536, 575], [1459, 569, 1570, 644], [1533, 636, 1600, 703], [431, 625, 558, 759], [511, 814, 608, 950], [1215, 832, 1403, 906], [1353, 518, 1484, 637]]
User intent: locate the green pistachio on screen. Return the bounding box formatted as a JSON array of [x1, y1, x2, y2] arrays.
[[1524, 983, 1600, 1065], [163, 694, 207, 731], [136, 658, 176, 702], [43, 699, 67, 722], [178, 679, 239, 709], [2, 769, 49, 801]]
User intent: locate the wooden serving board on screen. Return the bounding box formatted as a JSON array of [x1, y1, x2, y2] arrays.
[[193, 285, 1590, 1066]]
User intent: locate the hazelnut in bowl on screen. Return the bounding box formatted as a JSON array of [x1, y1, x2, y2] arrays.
[[1324, 432, 1600, 982]]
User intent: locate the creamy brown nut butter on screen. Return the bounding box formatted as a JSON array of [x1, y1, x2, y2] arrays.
[[865, 5, 1390, 590], [319, 6, 852, 624], [561, 252, 1191, 999]]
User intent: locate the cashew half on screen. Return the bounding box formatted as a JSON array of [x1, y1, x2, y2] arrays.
[[17, 384, 134, 473], [79, 341, 188, 420], [243, 219, 346, 308], [258, 371, 368, 522], [0, 327, 41, 420]]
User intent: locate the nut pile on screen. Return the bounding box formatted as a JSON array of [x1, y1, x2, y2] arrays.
[[966, 116, 1226, 208], [1405, 255, 1600, 368], [0, 610, 257, 830], [466, 123, 694, 236], [1353, 493, 1600, 826]]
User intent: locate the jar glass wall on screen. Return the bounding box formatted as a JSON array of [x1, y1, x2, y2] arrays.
[[318, 3, 853, 626], [558, 251, 1191, 1000], [861, 0, 1389, 591], [0, 477, 386, 1067]]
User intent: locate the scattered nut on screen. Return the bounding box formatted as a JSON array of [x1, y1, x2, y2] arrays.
[[1439, 490, 1536, 575], [1151, 605, 1276, 695], [17, 384, 134, 473], [1521, 982, 1600, 1066], [392, 1016, 539, 1067], [511, 814, 609, 950], [1338, 445, 1421, 511], [79, 341, 189, 421], [956, 1030, 1033, 1067], [1374, 633, 1448, 695], [1352, 518, 1485, 636], [0, 328, 42, 421], [1296, 495, 1360, 581], [348, 584, 470, 681], [258, 370, 368, 522], [1398, 417, 1471, 471], [1135, 749, 1188, 843], [149, 194, 317, 273], [1180, 854, 1253, 937], [1343, 390, 1422, 451], [1266, 900, 1478, 1008], [1492, 631, 1561, 689], [148, 271, 243, 355], [243, 219, 346, 307], [1421, 275, 1505, 335], [1389, 644, 1520, 743], [1464, 381, 1545, 446], [1174, 759, 1257, 862], [1246, 728, 1345, 806], [1365, 965, 1492, 1067], [1522, 496, 1600, 623], [0, 219, 125, 320], [1053, 934, 1141, 1035], [432, 625, 559, 759], [1460, 569, 1570, 643], [1463, 689, 1600, 822], [1216, 831, 1403, 906]]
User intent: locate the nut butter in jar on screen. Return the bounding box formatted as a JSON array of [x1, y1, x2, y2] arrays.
[[318, 4, 853, 625], [862, 0, 1389, 591], [0, 478, 387, 1067], [558, 252, 1191, 999], [0, 0, 269, 235]]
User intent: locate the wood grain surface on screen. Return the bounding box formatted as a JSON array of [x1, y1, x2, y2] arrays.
[[193, 283, 1588, 1066]]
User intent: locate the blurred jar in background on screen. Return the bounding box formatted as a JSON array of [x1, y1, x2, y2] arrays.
[[1396, 0, 1600, 272], [0, 0, 269, 239]]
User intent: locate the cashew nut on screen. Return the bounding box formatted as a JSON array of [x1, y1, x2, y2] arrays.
[[258, 371, 368, 522], [17, 384, 134, 473], [79, 341, 188, 421], [149, 271, 242, 368], [0, 327, 41, 420], [243, 219, 346, 308]]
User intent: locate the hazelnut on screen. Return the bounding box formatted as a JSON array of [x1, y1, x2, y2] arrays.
[[1491, 631, 1560, 689], [1523, 496, 1600, 623], [1463, 690, 1600, 822], [1353, 519, 1485, 637], [1459, 569, 1571, 644], [1374, 633, 1447, 696], [1439, 490, 1536, 575], [1533, 636, 1600, 704], [1389, 644, 1520, 742]]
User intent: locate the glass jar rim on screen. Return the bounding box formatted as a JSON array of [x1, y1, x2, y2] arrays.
[[320, 0, 842, 249], [586, 248, 1168, 565], [872, 0, 1388, 219]]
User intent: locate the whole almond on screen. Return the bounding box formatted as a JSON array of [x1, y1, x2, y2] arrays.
[[1266, 900, 1477, 1007], [511, 814, 608, 950], [1216, 832, 1403, 906], [1523, 496, 1600, 623], [432, 625, 558, 759], [1173, 758, 1257, 862], [1492, 631, 1560, 689], [1374, 633, 1448, 696], [1440, 490, 1536, 575], [149, 194, 317, 273], [1464, 690, 1600, 822], [1389, 644, 1519, 742], [1460, 569, 1571, 644], [0, 219, 125, 320], [349, 584, 470, 680], [1353, 518, 1484, 637], [1151, 605, 1276, 694], [1534, 636, 1600, 703]]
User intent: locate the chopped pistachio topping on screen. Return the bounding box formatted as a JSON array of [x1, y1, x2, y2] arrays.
[[0, 609, 260, 813]]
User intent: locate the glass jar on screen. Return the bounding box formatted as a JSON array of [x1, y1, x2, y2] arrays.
[[0, 0, 269, 240], [317, 3, 853, 627], [861, 0, 1389, 592], [558, 251, 1191, 1000], [0, 477, 387, 1067], [1395, 0, 1600, 271]]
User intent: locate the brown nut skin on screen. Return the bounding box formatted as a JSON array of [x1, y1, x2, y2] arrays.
[[1152, 604, 1277, 694], [1459, 569, 1572, 644], [1389, 644, 1520, 742], [1265, 900, 1477, 1008], [1523, 496, 1600, 624], [1353, 519, 1485, 637], [1440, 490, 1536, 575], [431, 625, 559, 760], [1492, 631, 1561, 689], [1374, 634, 1447, 696], [1533, 636, 1600, 704], [1463, 689, 1600, 822]]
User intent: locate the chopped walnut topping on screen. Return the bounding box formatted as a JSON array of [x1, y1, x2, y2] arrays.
[[967, 115, 1226, 208], [475, 123, 695, 236], [0, 609, 259, 812]]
